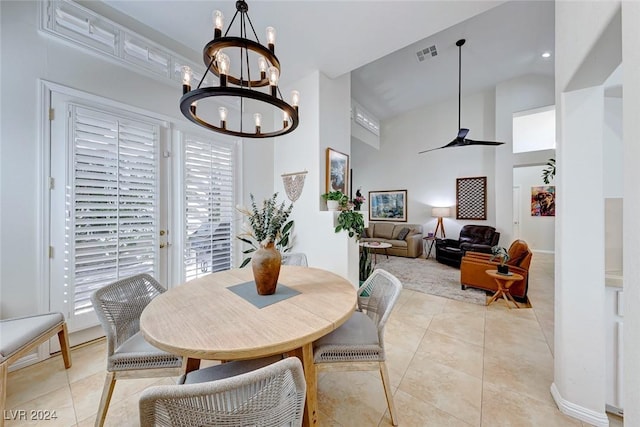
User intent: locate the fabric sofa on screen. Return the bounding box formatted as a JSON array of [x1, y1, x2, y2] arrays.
[[459, 240, 533, 302], [361, 222, 423, 258], [435, 225, 500, 268]]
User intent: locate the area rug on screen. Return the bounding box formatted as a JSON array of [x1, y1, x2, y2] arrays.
[[374, 256, 488, 305]]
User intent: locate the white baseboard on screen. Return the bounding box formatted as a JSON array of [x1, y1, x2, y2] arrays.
[[550, 383, 610, 427], [532, 249, 555, 254]]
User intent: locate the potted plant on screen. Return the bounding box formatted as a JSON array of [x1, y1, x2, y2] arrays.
[[490, 245, 510, 275], [322, 190, 348, 211], [236, 193, 293, 294]]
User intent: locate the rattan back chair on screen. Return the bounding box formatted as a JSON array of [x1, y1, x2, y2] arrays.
[[91, 274, 183, 427], [281, 253, 308, 267], [313, 269, 402, 426], [139, 356, 306, 427]]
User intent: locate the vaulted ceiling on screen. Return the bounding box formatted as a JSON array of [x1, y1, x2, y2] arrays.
[[99, 0, 554, 121]]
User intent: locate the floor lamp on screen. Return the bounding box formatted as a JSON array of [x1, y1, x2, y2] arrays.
[[431, 207, 451, 238]]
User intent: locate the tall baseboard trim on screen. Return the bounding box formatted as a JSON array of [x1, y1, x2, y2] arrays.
[[550, 383, 610, 427], [532, 249, 555, 254]]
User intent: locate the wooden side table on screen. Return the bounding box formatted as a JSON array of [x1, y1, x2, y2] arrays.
[[423, 236, 436, 259], [485, 269, 524, 309]]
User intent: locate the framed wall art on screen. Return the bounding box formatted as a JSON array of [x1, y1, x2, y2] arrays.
[[369, 190, 407, 222], [326, 148, 349, 194], [531, 185, 555, 216], [456, 176, 487, 220]]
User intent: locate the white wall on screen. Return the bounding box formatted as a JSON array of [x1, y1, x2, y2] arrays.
[[603, 97, 623, 198], [352, 89, 497, 240], [494, 74, 555, 247], [0, 1, 272, 318], [513, 166, 555, 252], [622, 2, 640, 424], [274, 71, 358, 285]]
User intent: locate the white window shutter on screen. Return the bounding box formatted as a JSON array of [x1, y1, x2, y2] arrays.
[[183, 134, 234, 281], [69, 106, 159, 316]]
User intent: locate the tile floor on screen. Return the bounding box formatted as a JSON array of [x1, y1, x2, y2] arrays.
[[4, 253, 624, 426]]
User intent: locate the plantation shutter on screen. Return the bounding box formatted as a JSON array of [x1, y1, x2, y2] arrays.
[[183, 134, 234, 281], [69, 105, 159, 316]]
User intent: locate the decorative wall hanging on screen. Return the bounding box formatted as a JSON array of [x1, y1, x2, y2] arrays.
[[456, 177, 487, 220], [326, 148, 349, 195], [531, 186, 556, 216], [369, 190, 407, 222], [281, 171, 307, 202]]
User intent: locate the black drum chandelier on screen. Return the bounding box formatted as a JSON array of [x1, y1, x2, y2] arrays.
[[180, 0, 300, 138]]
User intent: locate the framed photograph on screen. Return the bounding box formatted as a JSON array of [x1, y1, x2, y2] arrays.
[[369, 190, 407, 222], [326, 148, 349, 194], [456, 176, 487, 220], [531, 185, 556, 216]]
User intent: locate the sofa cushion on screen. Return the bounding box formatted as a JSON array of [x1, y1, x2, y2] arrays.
[[458, 225, 496, 245], [387, 240, 407, 248], [373, 223, 395, 240], [396, 227, 410, 240]]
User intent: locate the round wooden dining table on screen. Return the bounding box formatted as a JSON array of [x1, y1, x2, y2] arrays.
[[140, 265, 357, 427]]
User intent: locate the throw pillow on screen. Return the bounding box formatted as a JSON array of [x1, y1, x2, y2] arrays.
[[362, 228, 369, 238], [397, 227, 410, 240]]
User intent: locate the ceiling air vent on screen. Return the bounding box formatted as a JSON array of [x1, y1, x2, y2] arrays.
[[416, 45, 438, 62]]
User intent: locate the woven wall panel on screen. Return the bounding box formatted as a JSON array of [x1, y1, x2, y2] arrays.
[[456, 177, 487, 220]]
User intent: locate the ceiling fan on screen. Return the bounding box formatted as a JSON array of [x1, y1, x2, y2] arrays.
[[419, 39, 504, 154]]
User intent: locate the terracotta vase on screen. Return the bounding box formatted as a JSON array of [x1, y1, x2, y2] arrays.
[[251, 242, 282, 295]]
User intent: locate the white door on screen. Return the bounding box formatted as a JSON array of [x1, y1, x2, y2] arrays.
[[49, 92, 168, 337], [513, 185, 521, 240]]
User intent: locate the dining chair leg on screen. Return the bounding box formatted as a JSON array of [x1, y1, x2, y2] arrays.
[[57, 323, 72, 369], [379, 361, 398, 426], [95, 371, 116, 427]]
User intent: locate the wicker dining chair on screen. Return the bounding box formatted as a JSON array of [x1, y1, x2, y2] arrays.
[[91, 274, 184, 427], [281, 253, 308, 266], [313, 269, 403, 426], [139, 356, 306, 427]]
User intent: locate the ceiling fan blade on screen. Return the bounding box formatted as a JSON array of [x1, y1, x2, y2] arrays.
[[457, 128, 469, 139], [465, 138, 505, 146], [418, 138, 463, 154]]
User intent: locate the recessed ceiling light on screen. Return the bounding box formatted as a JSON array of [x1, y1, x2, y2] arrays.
[[541, 52, 551, 59]]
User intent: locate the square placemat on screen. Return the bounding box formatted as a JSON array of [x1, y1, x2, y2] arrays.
[[227, 281, 300, 309]]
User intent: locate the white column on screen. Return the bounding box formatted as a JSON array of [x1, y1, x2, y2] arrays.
[[622, 1, 640, 425], [551, 86, 608, 426]]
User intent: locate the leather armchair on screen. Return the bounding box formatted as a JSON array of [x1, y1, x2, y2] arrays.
[[435, 225, 500, 268], [460, 240, 533, 302]]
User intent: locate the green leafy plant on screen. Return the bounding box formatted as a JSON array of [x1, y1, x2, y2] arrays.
[[542, 158, 556, 184], [334, 210, 365, 239], [322, 190, 347, 202], [237, 193, 294, 268], [490, 245, 510, 266]]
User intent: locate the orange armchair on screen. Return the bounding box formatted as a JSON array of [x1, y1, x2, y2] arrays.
[[460, 240, 533, 302]]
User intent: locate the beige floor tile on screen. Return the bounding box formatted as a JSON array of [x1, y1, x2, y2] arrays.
[[317, 370, 389, 426], [5, 356, 70, 409], [5, 385, 76, 427], [318, 410, 344, 427], [66, 339, 107, 384], [428, 311, 486, 347], [417, 330, 484, 379], [481, 381, 582, 427], [399, 358, 482, 426], [393, 389, 474, 427], [443, 298, 488, 314]]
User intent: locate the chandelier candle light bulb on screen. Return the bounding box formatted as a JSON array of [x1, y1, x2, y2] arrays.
[[254, 113, 262, 133], [266, 26, 276, 52], [258, 56, 268, 78], [219, 107, 227, 129], [217, 52, 230, 86], [268, 66, 279, 96], [181, 66, 191, 93], [213, 10, 224, 38], [291, 90, 300, 110]]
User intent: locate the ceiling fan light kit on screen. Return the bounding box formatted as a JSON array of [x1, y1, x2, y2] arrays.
[[419, 38, 504, 154], [179, 0, 299, 138]]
